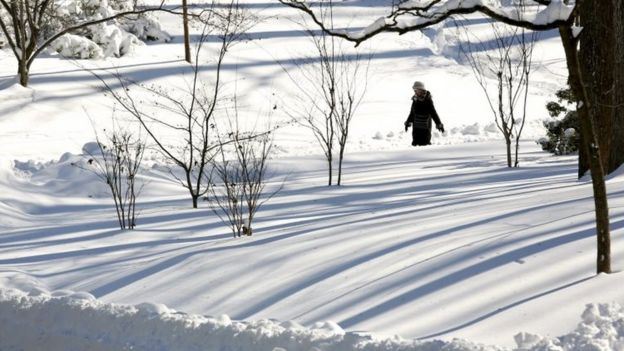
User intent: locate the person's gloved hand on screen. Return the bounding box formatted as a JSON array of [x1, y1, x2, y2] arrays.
[[404, 121, 411, 132], [436, 123, 445, 133]]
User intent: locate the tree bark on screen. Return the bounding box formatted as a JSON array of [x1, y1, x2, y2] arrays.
[[328, 155, 333, 186], [505, 138, 512, 168], [337, 149, 344, 186], [192, 194, 199, 209], [578, 0, 623, 177], [182, 0, 191, 63], [514, 137, 520, 167], [611, 0, 624, 173], [559, 26, 611, 274], [18, 61, 29, 87]]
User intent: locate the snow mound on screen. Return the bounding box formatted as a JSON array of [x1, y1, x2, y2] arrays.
[[3, 278, 624, 351], [0, 286, 502, 351], [52, 34, 104, 59], [27, 153, 106, 195], [0, 83, 35, 103], [121, 14, 171, 42], [515, 303, 624, 351]]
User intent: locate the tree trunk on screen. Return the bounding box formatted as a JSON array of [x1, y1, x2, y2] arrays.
[[578, 0, 623, 176], [514, 137, 520, 167], [559, 26, 611, 274], [337, 149, 344, 186], [505, 138, 512, 168], [18, 61, 29, 87], [328, 156, 333, 186], [610, 0, 624, 173], [182, 0, 191, 63], [192, 194, 199, 208], [578, 127, 589, 178]]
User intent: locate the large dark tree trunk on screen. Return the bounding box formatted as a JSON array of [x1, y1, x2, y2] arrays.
[[578, 0, 624, 177], [611, 0, 624, 173]]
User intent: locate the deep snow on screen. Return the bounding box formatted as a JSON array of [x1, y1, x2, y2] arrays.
[[2, 0, 623, 350], [2, 285, 624, 351]]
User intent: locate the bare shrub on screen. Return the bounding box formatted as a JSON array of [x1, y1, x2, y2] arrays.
[[456, 17, 538, 167], [281, 2, 370, 186], [79, 126, 146, 230], [210, 127, 279, 237]]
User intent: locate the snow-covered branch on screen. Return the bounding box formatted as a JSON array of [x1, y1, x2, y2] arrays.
[[278, 0, 576, 45]]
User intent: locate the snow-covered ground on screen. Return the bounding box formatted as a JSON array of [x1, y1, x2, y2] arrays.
[[2, 1, 623, 350]]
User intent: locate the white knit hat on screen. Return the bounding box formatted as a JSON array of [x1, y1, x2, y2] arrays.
[[412, 81, 425, 90]]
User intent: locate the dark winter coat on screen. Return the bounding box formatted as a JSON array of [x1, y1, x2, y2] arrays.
[[405, 91, 443, 146]]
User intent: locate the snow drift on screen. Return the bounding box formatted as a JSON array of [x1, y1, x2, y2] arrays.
[[0, 286, 498, 351], [1, 284, 624, 351]]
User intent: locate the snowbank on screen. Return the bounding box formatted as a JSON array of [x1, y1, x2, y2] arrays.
[[515, 302, 624, 351], [2, 280, 624, 351], [0, 286, 500, 351]]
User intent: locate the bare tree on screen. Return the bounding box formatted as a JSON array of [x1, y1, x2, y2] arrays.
[[334, 46, 370, 185], [457, 20, 538, 167], [0, 0, 179, 86], [210, 147, 245, 237], [278, 0, 612, 273], [237, 133, 277, 235], [210, 124, 279, 237], [77, 123, 146, 230], [93, 1, 256, 208], [286, 29, 337, 186], [282, 1, 370, 186]]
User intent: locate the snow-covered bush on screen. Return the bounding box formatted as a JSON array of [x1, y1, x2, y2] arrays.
[[50, 34, 103, 59], [484, 122, 499, 133], [89, 22, 142, 57], [462, 123, 481, 136], [46, 0, 170, 59], [120, 14, 170, 42], [538, 87, 579, 156], [539, 112, 579, 155]]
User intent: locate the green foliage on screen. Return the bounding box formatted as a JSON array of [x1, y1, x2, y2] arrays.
[[546, 101, 567, 118], [555, 88, 575, 104], [539, 87, 580, 155]]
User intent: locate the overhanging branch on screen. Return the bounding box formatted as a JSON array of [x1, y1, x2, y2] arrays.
[[278, 0, 575, 46]]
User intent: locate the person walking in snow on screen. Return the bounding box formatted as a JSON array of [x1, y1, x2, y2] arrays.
[[404, 81, 445, 146]]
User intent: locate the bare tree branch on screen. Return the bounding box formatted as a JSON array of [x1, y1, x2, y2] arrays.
[[278, 0, 574, 46]]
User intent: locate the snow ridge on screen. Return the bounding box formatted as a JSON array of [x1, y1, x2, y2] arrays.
[[3, 286, 624, 351], [0, 287, 500, 351]]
